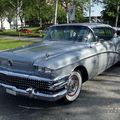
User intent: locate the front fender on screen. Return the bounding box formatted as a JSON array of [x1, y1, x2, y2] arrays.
[[33, 51, 83, 70]]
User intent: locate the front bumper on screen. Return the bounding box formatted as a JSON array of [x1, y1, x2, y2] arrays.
[[0, 70, 68, 101], [0, 83, 67, 101]]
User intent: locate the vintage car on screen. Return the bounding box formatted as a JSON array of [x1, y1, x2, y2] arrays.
[[0, 23, 120, 102]]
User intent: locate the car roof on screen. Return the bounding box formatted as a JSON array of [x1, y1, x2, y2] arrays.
[[113, 27, 120, 31], [51, 23, 112, 29]]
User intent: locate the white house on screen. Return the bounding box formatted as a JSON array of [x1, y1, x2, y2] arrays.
[[0, 18, 10, 29], [0, 17, 24, 30]]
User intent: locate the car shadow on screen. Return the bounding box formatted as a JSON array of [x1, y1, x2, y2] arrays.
[[0, 65, 120, 120]]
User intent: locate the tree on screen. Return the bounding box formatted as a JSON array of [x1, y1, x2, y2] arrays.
[[58, 0, 88, 23], [60, 0, 70, 23], [6, 0, 29, 30], [0, 0, 7, 29], [0, 0, 91, 30], [102, 0, 120, 26], [6, 9, 15, 29], [25, 0, 54, 28], [45, 0, 89, 24]]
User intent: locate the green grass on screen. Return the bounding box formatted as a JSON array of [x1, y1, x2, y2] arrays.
[[0, 27, 44, 37], [0, 39, 33, 50]]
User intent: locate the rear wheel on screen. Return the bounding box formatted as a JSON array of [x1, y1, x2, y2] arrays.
[[64, 71, 82, 102]]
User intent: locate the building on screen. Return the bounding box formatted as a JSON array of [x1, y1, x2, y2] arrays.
[[84, 2, 104, 23], [0, 17, 24, 30]]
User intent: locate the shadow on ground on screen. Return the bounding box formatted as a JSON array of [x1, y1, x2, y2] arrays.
[[0, 64, 120, 120]]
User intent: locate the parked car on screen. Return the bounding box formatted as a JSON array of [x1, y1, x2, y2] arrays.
[[0, 23, 120, 102], [19, 28, 32, 34]]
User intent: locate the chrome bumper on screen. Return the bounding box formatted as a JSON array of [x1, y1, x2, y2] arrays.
[[0, 70, 68, 101], [0, 83, 67, 101]]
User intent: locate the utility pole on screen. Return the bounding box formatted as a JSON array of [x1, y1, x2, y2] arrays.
[[89, 0, 92, 23], [115, 2, 120, 27], [54, 0, 58, 24]]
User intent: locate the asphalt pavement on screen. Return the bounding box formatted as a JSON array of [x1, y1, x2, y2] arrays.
[[0, 64, 120, 120]]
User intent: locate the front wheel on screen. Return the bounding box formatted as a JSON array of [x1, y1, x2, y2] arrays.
[[64, 71, 82, 102]]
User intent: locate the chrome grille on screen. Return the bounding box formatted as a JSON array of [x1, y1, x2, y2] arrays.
[[0, 73, 53, 90]]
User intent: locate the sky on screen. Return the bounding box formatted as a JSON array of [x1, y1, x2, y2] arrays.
[[85, 2, 104, 17]]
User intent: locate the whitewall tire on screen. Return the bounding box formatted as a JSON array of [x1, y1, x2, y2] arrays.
[[64, 71, 82, 102]]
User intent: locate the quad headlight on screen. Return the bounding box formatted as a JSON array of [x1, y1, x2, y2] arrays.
[[37, 66, 53, 74]]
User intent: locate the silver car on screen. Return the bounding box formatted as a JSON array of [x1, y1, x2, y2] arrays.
[[0, 23, 120, 102]]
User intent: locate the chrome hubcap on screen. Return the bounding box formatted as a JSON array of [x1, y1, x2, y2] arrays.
[[68, 75, 79, 96]]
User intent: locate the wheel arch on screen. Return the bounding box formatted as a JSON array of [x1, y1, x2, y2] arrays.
[[74, 65, 89, 83]]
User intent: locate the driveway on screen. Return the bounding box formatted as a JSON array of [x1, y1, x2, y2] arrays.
[[0, 64, 120, 120]]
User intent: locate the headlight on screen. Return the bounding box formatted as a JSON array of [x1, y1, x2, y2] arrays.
[[38, 66, 45, 72], [37, 66, 53, 74]]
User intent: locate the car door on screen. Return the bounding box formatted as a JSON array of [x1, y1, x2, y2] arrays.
[[104, 27, 116, 67], [112, 32, 120, 63], [92, 27, 116, 74], [76, 27, 99, 79]]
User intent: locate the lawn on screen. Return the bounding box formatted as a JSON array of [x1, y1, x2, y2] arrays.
[[0, 39, 33, 51], [0, 27, 44, 37]]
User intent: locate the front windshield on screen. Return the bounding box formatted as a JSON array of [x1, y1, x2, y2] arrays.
[[44, 25, 90, 42]]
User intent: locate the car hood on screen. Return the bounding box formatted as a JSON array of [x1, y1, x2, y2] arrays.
[[0, 40, 87, 69]]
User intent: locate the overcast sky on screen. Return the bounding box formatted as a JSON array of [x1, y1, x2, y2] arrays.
[[85, 2, 104, 17]]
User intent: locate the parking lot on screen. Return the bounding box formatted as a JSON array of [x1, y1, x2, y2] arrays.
[[0, 64, 120, 120]]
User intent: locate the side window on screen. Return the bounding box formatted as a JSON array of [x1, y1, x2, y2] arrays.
[[93, 27, 115, 41], [93, 28, 105, 40], [104, 28, 115, 40], [77, 27, 95, 42]]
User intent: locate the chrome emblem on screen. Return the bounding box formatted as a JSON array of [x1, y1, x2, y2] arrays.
[[46, 53, 50, 58], [8, 60, 13, 67]]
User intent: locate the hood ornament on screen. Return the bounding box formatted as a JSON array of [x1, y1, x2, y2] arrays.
[[45, 53, 50, 58]]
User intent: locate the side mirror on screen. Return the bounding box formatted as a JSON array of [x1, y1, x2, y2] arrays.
[[83, 37, 89, 42], [95, 36, 104, 42], [95, 36, 98, 40]]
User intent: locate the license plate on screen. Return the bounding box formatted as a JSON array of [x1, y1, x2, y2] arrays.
[[6, 89, 16, 96]]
